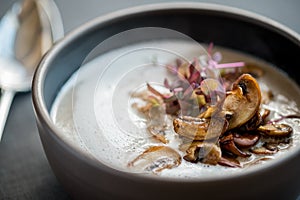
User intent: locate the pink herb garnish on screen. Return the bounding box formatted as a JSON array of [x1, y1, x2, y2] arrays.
[[216, 62, 245, 69], [206, 42, 245, 69], [145, 42, 247, 116]]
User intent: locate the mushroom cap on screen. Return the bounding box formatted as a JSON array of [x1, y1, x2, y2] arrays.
[[128, 146, 181, 174], [223, 74, 262, 130]]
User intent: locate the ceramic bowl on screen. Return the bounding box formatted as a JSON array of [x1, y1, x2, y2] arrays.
[[32, 3, 300, 200]]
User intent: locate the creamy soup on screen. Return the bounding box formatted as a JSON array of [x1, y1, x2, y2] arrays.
[[50, 39, 300, 179]]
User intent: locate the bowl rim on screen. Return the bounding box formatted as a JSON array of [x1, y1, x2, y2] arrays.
[[32, 2, 300, 183]]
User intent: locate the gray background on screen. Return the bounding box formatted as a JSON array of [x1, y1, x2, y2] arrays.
[[0, 0, 299, 199]]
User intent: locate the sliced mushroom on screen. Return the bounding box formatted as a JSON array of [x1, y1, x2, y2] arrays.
[[223, 73, 262, 130], [233, 132, 260, 148], [257, 123, 293, 137], [220, 133, 251, 157], [173, 116, 228, 140], [147, 126, 168, 144], [183, 141, 222, 165], [128, 146, 181, 174], [173, 116, 208, 140], [218, 156, 242, 168], [250, 146, 278, 155]]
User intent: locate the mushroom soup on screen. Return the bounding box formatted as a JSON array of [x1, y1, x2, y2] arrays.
[[50, 39, 300, 178]]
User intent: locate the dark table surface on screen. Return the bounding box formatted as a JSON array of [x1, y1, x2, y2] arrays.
[[0, 0, 300, 199]]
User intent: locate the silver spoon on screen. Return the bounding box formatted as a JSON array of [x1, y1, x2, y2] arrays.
[[0, 0, 64, 141]]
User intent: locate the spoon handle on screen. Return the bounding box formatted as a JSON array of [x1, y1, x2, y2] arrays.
[[0, 89, 15, 141]]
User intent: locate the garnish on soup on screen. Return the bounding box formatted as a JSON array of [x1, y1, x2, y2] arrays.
[[128, 43, 299, 173]]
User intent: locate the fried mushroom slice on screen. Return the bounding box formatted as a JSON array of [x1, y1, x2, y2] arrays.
[[128, 146, 181, 174], [218, 156, 241, 168], [250, 146, 278, 155], [219, 133, 251, 157], [147, 126, 168, 144], [257, 123, 293, 137], [173, 116, 228, 140], [183, 141, 221, 165], [233, 132, 260, 148], [223, 73, 262, 130]]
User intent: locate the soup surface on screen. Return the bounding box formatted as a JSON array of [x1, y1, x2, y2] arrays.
[[50, 39, 300, 178]]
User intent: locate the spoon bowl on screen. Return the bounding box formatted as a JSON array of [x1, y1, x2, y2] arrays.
[[0, 0, 64, 140]]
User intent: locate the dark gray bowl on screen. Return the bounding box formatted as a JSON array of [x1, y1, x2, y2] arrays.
[[32, 3, 300, 200]]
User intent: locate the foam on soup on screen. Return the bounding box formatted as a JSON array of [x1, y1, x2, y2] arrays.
[[50, 39, 300, 179]]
